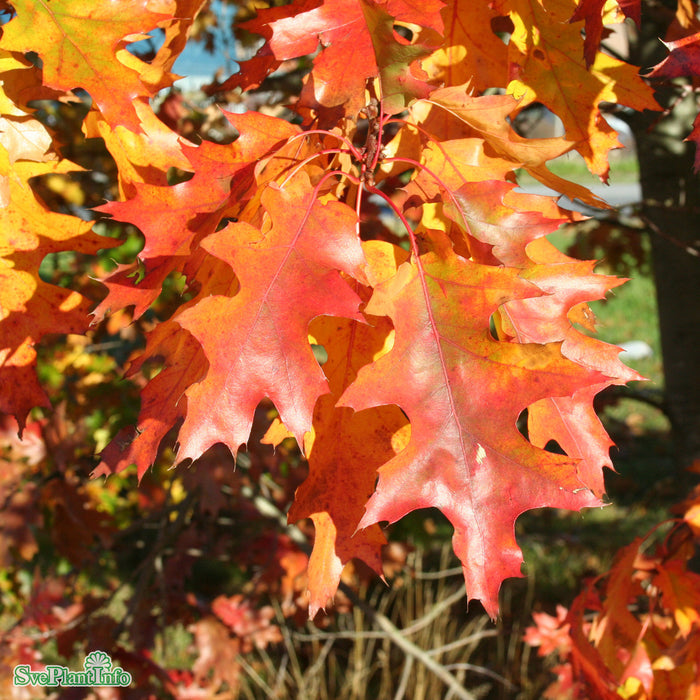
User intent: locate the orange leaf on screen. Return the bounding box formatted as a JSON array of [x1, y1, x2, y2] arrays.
[[420, 89, 609, 207], [174, 172, 366, 462], [422, 0, 509, 91], [654, 559, 700, 637], [339, 230, 603, 618], [1, 0, 174, 131], [292, 324, 408, 616], [0, 150, 115, 431]]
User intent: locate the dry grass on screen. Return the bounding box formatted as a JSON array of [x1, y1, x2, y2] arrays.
[[236, 545, 522, 700]]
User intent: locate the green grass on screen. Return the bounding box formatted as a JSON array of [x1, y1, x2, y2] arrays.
[[590, 273, 662, 382], [589, 272, 672, 441], [517, 150, 640, 186], [517, 503, 673, 602]]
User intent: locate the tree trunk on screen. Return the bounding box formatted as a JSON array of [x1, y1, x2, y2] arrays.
[[627, 14, 700, 468]]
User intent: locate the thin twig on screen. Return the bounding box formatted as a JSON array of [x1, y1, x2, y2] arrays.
[[413, 566, 464, 580], [426, 629, 499, 657], [399, 587, 468, 637], [393, 655, 414, 700], [304, 637, 335, 683], [292, 629, 388, 642], [443, 663, 517, 690], [638, 207, 700, 257], [237, 654, 276, 696]]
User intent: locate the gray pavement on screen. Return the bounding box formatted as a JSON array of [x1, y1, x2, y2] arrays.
[[516, 182, 643, 214]]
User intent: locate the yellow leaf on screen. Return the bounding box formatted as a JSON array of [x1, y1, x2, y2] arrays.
[[505, 0, 657, 179]]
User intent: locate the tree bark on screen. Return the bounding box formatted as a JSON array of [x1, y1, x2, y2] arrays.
[[627, 10, 700, 469]]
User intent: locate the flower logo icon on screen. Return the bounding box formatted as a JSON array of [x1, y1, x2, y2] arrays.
[[83, 651, 112, 673]]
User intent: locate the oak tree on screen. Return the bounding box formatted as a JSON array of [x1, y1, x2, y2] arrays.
[[0, 0, 697, 644]]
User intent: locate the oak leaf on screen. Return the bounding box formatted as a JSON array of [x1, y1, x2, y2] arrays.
[[653, 559, 700, 637], [1, 0, 174, 132], [94, 321, 208, 480], [0, 96, 53, 164], [421, 0, 509, 91], [497, 237, 639, 496], [438, 183, 634, 496], [174, 172, 366, 462], [418, 89, 608, 207], [570, 0, 632, 68], [339, 230, 603, 618], [287, 242, 410, 617], [92, 111, 299, 321], [502, 0, 657, 179], [228, 0, 443, 115], [82, 103, 191, 194], [0, 149, 114, 431], [648, 31, 700, 170], [541, 524, 700, 698], [139, 0, 210, 93]]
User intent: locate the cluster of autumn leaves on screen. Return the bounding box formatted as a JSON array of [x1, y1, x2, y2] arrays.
[[2, 0, 700, 695], [526, 489, 700, 698]]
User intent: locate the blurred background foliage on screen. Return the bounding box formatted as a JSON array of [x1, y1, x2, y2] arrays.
[[1, 1, 698, 698]]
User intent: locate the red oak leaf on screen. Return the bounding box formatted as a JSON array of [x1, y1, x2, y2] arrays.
[[174, 172, 367, 462], [569, 0, 642, 66], [263, 242, 410, 616], [648, 32, 700, 171], [290, 311, 409, 617], [443, 180, 577, 267], [227, 0, 443, 115], [441, 183, 632, 496], [339, 230, 604, 618], [92, 111, 300, 321], [648, 31, 700, 82], [499, 238, 639, 496]]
